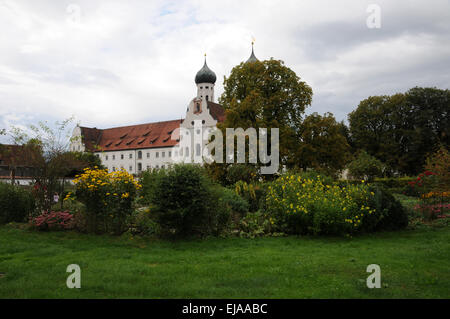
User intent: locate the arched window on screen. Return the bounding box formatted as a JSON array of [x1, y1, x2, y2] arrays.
[[138, 151, 142, 159]]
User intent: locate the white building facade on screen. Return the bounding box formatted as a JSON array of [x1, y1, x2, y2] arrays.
[[70, 57, 226, 175]]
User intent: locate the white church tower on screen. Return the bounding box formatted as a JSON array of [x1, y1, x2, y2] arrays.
[[194, 55, 216, 102]]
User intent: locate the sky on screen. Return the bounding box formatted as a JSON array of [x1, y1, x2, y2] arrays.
[[1, 0, 449, 142]]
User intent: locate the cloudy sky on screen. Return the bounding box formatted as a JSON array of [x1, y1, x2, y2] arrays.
[[1, 0, 449, 141]]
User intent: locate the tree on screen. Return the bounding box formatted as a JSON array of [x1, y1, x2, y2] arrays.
[[349, 87, 450, 175], [347, 150, 384, 182], [216, 58, 313, 175], [296, 112, 351, 177], [7, 118, 95, 212], [424, 146, 450, 192]]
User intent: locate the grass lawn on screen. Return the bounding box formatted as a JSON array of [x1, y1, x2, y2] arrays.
[[0, 224, 449, 298]]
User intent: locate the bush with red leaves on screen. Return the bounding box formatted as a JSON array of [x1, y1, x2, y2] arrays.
[[31, 211, 74, 231]]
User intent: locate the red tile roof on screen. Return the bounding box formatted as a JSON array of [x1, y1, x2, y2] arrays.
[[0, 144, 35, 167], [207, 101, 226, 122], [80, 103, 226, 153], [80, 119, 183, 152]]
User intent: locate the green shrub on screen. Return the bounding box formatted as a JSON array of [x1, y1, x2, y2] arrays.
[[139, 168, 166, 205], [368, 186, 409, 230], [72, 167, 141, 235], [266, 174, 376, 235], [347, 150, 384, 182], [265, 173, 407, 236], [0, 183, 35, 224], [225, 164, 259, 185], [237, 210, 279, 238], [234, 181, 268, 212], [218, 187, 249, 216], [127, 208, 159, 237], [148, 164, 230, 238]]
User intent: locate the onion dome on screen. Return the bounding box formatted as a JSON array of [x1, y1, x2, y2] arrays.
[[195, 56, 216, 84]]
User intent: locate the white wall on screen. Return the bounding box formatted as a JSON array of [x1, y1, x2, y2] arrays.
[[95, 146, 177, 174]]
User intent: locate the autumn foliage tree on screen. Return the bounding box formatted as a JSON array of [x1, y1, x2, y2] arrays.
[[209, 58, 313, 180]]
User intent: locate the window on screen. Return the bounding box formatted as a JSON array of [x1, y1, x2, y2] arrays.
[[129, 153, 132, 159], [162, 152, 165, 158], [206, 95, 209, 101], [147, 152, 150, 158], [138, 163, 142, 171], [121, 154, 124, 160], [129, 166, 133, 171], [156, 165, 159, 169], [146, 165, 150, 170], [185, 147, 189, 156], [196, 144, 201, 156], [200, 86, 203, 89], [112, 166, 116, 172], [105, 155, 108, 160], [169, 151, 172, 157], [161, 165, 165, 169], [156, 152, 159, 158], [138, 151, 142, 159], [205, 86, 209, 89], [196, 129, 201, 134], [112, 155, 115, 160]]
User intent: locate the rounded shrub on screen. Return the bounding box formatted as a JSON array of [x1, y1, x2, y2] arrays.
[[368, 186, 408, 230], [71, 167, 142, 234], [0, 183, 35, 224], [149, 164, 230, 238]]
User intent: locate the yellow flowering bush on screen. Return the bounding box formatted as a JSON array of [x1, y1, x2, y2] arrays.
[[68, 166, 142, 234], [266, 174, 378, 235]]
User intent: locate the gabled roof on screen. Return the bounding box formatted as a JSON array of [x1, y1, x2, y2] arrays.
[[207, 101, 226, 122], [0, 144, 35, 167], [79, 127, 102, 152], [80, 120, 182, 152]]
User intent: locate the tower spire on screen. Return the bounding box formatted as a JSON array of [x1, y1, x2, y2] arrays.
[[246, 40, 258, 63]]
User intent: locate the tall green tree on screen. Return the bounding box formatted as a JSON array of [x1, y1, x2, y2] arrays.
[[348, 87, 449, 175], [217, 58, 313, 173], [296, 112, 351, 177]]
